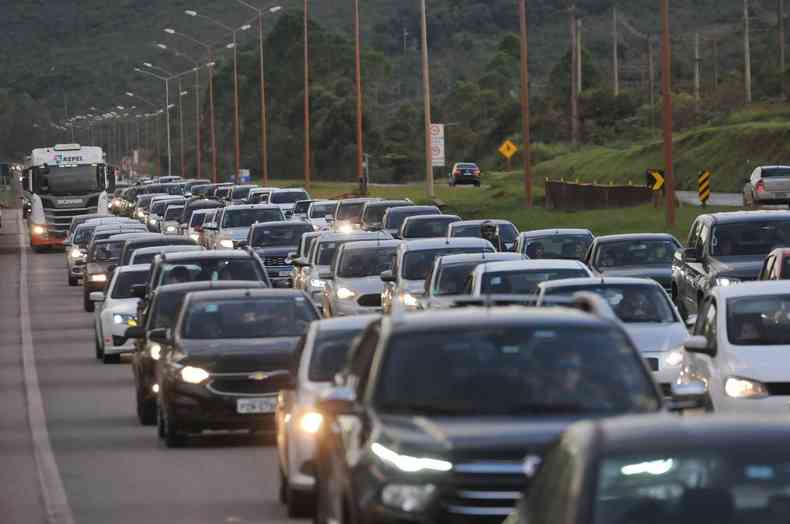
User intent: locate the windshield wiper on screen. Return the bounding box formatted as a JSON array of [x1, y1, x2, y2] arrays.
[[501, 402, 604, 415]]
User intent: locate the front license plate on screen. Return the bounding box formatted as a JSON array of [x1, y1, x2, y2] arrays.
[[279, 271, 291, 277], [236, 397, 277, 414]]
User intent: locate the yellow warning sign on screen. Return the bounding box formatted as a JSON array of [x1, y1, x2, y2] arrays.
[[698, 170, 712, 206], [498, 140, 518, 160], [647, 170, 665, 191]]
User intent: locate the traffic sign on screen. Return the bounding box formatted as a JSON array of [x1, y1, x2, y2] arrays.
[[430, 124, 445, 167], [646, 169, 665, 191], [698, 170, 712, 206], [498, 140, 518, 160]]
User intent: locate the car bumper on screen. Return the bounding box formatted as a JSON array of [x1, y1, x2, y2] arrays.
[[332, 299, 382, 317], [451, 175, 480, 185], [165, 382, 278, 431]]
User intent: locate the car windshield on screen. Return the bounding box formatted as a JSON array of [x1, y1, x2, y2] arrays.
[[727, 294, 790, 345], [364, 203, 408, 225], [543, 284, 676, 323], [293, 201, 313, 214], [158, 259, 264, 286], [191, 185, 212, 197], [164, 207, 183, 221], [308, 329, 364, 381], [453, 223, 519, 245], [150, 200, 175, 216], [251, 224, 313, 248], [594, 449, 790, 524], [73, 226, 96, 245], [337, 246, 397, 278], [190, 213, 208, 227], [711, 221, 790, 257], [435, 262, 481, 296], [222, 209, 283, 228], [596, 239, 677, 268], [376, 326, 658, 415], [270, 191, 308, 204], [523, 234, 592, 260], [761, 167, 790, 177], [403, 247, 492, 281], [93, 241, 123, 262], [402, 217, 458, 239], [232, 186, 254, 199], [481, 269, 589, 294], [150, 292, 187, 330], [40, 165, 99, 195], [111, 270, 151, 299], [310, 203, 337, 219], [316, 240, 346, 266], [337, 202, 366, 222], [385, 208, 440, 230], [182, 297, 317, 339]]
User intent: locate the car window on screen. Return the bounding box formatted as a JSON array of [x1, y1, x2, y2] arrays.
[[402, 247, 493, 281], [363, 203, 407, 225], [727, 294, 790, 345], [595, 240, 677, 268], [702, 300, 718, 348], [385, 208, 440, 230], [221, 208, 283, 228], [402, 217, 459, 239], [543, 284, 676, 323], [251, 224, 312, 247], [711, 221, 790, 257], [189, 212, 208, 227], [94, 241, 123, 262], [182, 297, 317, 339], [348, 324, 380, 396], [164, 207, 183, 221], [309, 203, 337, 219], [337, 202, 366, 222], [687, 220, 701, 249], [434, 262, 480, 296], [158, 259, 264, 286], [760, 167, 790, 177], [110, 270, 151, 299], [481, 269, 589, 295], [523, 235, 593, 260], [337, 246, 397, 278], [270, 191, 309, 204], [781, 257, 790, 278], [308, 328, 367, 382]]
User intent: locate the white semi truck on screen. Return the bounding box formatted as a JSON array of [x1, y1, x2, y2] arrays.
[[22, 144, 115, 251]]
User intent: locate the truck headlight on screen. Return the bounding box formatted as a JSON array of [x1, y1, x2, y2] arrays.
[[336, 287, 357, 300], [219, 239, 235, 249], [90, 273, 107, 283], [32, 225, 46, 235], [381, 484, 436, 513], [180, 366, 210, 384], [724, 376, 768, 398]]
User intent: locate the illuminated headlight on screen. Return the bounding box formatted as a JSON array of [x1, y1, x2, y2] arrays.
[[180, 366, 210, 384], [724, 376, 768, 399], [310, 279, 326, 289], [32, 225, 46, 235], [89, 273, 107, 283], [190, 233, 200, 242], [166, 225, 177, 233], [112, 313, 136, 325], [219, 239, 235, 249], [371, 442, 452, 473], [298, 412, 324, 434], [313, 224, 321, 231], [336, 287, 357, 300], [149, 218, 158, 225], [148, 342, 162, 361], [381, 484, 436, 513], [400, 292, 419, 308], [664, 349, 685, 367], [715, 277, 740, 287], [69, 247, 84, 259], [338, 223, 354, 234], [137, 210, 145, 218]]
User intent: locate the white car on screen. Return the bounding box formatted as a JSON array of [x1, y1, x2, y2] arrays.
[[276, 315, 378, 517], [128, 244, 204, 266], [305, 200, 338, 231], [91, 264, 150, 364], [679, 281, 790, 412], [538, 277, 689, 395], [467, 259, 592, 296], [161, 204, 184, 235]]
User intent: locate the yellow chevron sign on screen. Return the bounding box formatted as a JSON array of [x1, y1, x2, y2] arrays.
[[698, 170, 712, 205], [647, 170, 665, 191]]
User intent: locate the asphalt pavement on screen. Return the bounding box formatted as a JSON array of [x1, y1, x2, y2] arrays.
[[1, 210, 300, 524], [676, 191, 742, 207]]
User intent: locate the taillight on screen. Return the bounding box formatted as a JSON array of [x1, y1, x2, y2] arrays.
[[453, 170, 460, 176], [756, 180, 766, 193], [474, 169, 481, 176]]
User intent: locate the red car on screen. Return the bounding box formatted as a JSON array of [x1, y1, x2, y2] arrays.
[[758, 248, 790, 280]]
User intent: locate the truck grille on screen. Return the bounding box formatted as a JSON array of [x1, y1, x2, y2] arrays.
[[44, 207, 100, 233], [207, 371, 291, 397], [439, 462, 526, 521], [263, 255, 288, 267], [357, 294, 382, 307]]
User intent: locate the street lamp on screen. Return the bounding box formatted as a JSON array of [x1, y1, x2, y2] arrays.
[[128, 92, 163, 178], [134, 65, 173, 177], [232, 3, 283, 185]]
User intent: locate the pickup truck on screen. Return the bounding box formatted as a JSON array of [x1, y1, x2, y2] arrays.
[[671, 211, 790, 320]]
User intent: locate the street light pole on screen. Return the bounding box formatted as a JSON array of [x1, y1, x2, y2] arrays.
[[178, 78, 186, 179], [518, 0, 532, 206], [304, 0, 312, 190], [354, 0, 365, 194], [135, 65, 174, 176], [661, 0, 675, 227], [419, 0, 434, 198]]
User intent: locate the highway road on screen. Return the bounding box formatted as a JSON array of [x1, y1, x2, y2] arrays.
[[0, 211, 300, 524]]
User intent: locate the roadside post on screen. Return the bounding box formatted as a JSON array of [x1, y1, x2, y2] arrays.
[[698, 170, 712, 207]]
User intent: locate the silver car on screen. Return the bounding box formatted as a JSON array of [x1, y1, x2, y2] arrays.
[[275, 315, 378, 517], [537, 277, 689, 396], [305, 200, 338, 231], [291, 231, 322, 291], [743, 165, 790, 207], [208, 204, 285, 250], [467, 259, 592, 296], [322, 239, 401, 317]]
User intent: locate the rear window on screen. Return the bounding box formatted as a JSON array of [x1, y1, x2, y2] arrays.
[[543, 284, 676, 323], [190, 213, 208, 227], [310, 202, 338, 219], [308, 329, 365, 381], [435, 262, 480, 296], [363, 203, 409, 225], [222, 208, 284, 228], [761, 167, 790, 178], [271, 191, 309, 204], [727, 294, 790, 345], [481, 269, 589, 294], [232, 186, 254, 199], [111, 270, 151, 299], [93, 241, 124, 262], [159, 259, 264, 286], [337, 202, 366, 222], [165, 207, 183, 221], [73, 226, 96, 244], [182, 297, 317, 339]]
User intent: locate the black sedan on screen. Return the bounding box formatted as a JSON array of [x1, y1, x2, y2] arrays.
[[155, 289, 320, 446], [506, 415, 790, 524]]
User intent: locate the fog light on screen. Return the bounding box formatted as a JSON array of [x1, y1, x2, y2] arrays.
[[381, 484, 436, 513]]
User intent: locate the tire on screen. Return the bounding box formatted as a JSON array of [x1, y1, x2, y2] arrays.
[[136, 386, 157, 426], [95, 335, 103, 360], [84, 291, 95, 312], [68, 274, 78, 286], [102, 352, 121, 364], [278, 468, 287, 504], [161, 402, 187, 448], [287, 486, 315, 519]]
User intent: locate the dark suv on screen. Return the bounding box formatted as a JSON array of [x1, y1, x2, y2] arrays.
[[246, 221, 314, 288], [672, 211, 790, 319], [313, 307, 663, 524]]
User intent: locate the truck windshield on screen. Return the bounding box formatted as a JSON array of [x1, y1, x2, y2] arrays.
[[40, 165, 99, 195]]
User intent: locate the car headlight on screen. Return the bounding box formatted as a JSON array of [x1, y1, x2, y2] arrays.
[[148, 342, 162, 361], [90, 273, 107, 283], [400, 292, 419, 308], [112, 313, 136, 325], [189, 233, 200, 242], [381, 484, 436, 513], [32, 225, 46, 235], [137, 210, 145, 218], [336, 287, 357, 300], [715, 277, 740, 287], [298, 412, 323, 434], [310, 279, 326, 289], [180, 366, 210, 384], [166, 225, 177, 233], [338, 223, 354, 234], [219, 239, 235, 249], [69, 247, 84, 259], [371, 442, 452, 473], [724, 376, 768, 398], [664, 349, 685, 367], [149, 218, 158, 225]]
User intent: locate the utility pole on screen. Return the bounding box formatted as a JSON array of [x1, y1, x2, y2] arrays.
[[780, 0, 786, 75], [569, 1, 579, 146], [661, 0, 675, 227], [420, 0, 434, 198], [694, 32, 701, 108], [745, 0, 753, 104], [304, 0, 312, 190], [649, 36, 656, 132], [258, 13, 269, 185], [713, 38, 719, 87], [208, 60, 218, 183], [518, 0, 532, 206], [577, 18, 583, 94], [194, 68, 201, 180], [354, 0, 366, 194], [613, 5, 619, 96]]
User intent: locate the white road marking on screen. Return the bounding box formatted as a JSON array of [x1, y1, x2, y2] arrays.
[[17, 211, 76, 524]]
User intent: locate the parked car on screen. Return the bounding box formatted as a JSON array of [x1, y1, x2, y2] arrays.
[[672, 211, 790, 319], [448, 161, 481, 187], [514, 228, 594, 260], [399, 214, 461, 239], [448, 219, 519, 252], [758, 247, 790, 280], [247, 221, 314, 288], [742, 164, 790, 207], [467, 259, 593, 296]]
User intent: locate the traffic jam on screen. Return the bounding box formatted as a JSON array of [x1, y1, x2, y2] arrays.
[[34, 157, 790, 523]]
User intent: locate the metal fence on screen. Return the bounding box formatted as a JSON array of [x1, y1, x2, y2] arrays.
[[544, 179, 654, 211]]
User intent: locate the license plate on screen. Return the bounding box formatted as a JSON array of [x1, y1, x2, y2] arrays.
[[463, 172, 472, 176], [236, 397, 277, 414], [279, 271, 291, 277]]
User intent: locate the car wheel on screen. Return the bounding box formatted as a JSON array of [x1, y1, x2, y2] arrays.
[[83, 291, 95, 312], [102, 352, 121, 364], [161, 403, 187, 448], [95, 335, 103, 360], [278, 468, 287, 504], [474, 181, 481, 187], [136, 386, 157, 426], [287, 485, 315, 518], [157, 403, 166, 439], [68, 274, 78, 286]]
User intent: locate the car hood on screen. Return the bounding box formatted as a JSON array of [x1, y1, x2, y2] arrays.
[[179, 337, 301, 373], [335, 276, 386, 295], [375, 414, 582, 460], [254, 246, 295, 258], [101, 298, 139, 316], [624, 322, 689, 354], [709, 256, 765, 280], [724, 346, 790, 382], [598, 266, 672, 286]]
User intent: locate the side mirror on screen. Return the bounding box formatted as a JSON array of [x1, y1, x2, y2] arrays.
[[325, 215, 335, 223], [668, 381, 708, 412], [684, 335, 715, 357], [148, 328, 172, 345], [124, 325, 146, 340], [317, 387, 357, 416], [682, 247, 701, 263], [89, 291, 105, 302], [684, 314, 698, 329], [238, 240, 248, 248], [131, 284, 148, 300], [380, 270, 395, 283]]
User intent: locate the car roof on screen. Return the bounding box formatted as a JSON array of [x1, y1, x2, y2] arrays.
[[118, 264, 151, 274], [339, 239, 403, 251], [132, 245, 203, 256], [317, 231, 393, 242], [159, 249, 252, 262], [474, 259, 589, 272], [250, 221, 313, 229], [518, 228, 592, 237], [388, 205, 439, 214], [450, 219, 515, 227], [701, 210, 790, 224], [339, 197, 380, 204], [108, 232, 161, 241], [223, 204, 282, 211], [403, 214, 460, 222], [437, 252, 524, 265], [713, 280, 790, 299], [580, 414, 790, 454], [155, 280, 267, 296], [185, 288, 308, 302], [594, 233, 679, 243], [271, 188, 308, 193], [122, 235, 170, 245], [314, 314, 380, 333], [539, 277, 662, 290], [402, 237, 493, 251]]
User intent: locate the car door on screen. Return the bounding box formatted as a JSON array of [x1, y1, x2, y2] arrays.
[[684, 221, 709, 315], [674, 220, 699, 307], [686, 297, 721, 404]]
